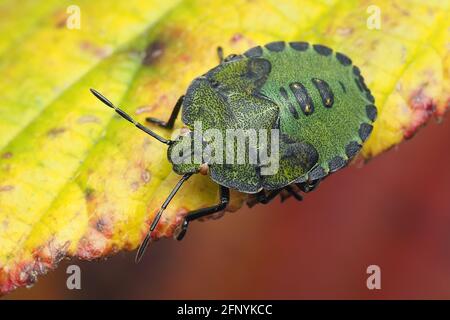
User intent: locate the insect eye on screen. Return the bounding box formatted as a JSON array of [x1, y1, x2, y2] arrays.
[[210, 79, 220, 88], [224, 54, 238, 62]]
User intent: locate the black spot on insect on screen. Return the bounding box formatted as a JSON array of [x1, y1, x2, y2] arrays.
[[354, 78, 364, 92], [246, 58, 272, 87], [289, 82, 314, 115], [287, 103, 299, 119], [335, 52, 352, 66], [281, 140, 318, 171], [328, 156, 346, 172], [366, 104, 377, 122], [308, 165, 327, 180], [352, 65, 361, 76], [339, 81, 347, 93], [279, 87, 299, 118], [311, 78, 334, 108], [247, 58, 271, 76], [279, 87, 288, 99], [359, 123, 373, 142], [244, 46, 263, 58], [313, 44, 332, 56], [265, 41, 285, 52], [345, 141, 362, 159], [289, 41, 309, 51], [143, 41, 165, 65]]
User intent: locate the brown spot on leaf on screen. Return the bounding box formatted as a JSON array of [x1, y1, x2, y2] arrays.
[[141, 170, 151, 184], [80, 41, 112, 59], [77, 115, 100, 124], [179, 54, 191, 63], [230, 33, 244, 44], [84, 188, 95, 201], [404, 88, 436, 139], [135, 105, 154, 115], [47, 127, 66, 137], [130, 181, 140, 191], [2, 152, 12, 159], [336, 27, 354, 36], [76, 233, 108, 259], [96, 218, 106, 233], [53, 9, 68, 28], [94, 216, 113, 238], [143, 41, 165, 65], [0, 185, 14, 192]]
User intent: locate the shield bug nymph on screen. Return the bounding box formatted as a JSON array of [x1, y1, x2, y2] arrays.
[[91, 41, 377, 262]]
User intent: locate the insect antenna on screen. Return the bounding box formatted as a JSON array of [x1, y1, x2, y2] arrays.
[[90, 88, 173, 145], [135, 172, 193, 263]]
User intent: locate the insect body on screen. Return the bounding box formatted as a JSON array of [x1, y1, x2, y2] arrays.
[[91, 41, 377, 262]]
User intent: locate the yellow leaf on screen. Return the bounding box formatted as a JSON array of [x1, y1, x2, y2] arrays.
[[0, 0, 448, 295]]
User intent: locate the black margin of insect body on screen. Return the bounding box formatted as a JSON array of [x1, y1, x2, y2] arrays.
[[279, 87, 299, 119], [289, 82, 314, 115], [265, 41, 285, 52], [366, 91, 375, 103], [354, 78, 364, 92], [359, 123, 373, 142], [289, 41, 309, 51], [366, 104, 377, 122], [353, 66, 375, 104], [313, 44, 332, 56], [308, 165, 327, 180], [345, 141, 362, 159], [311, 78, 334, 108], [335, 52, 352, 66], [357, 75, 370, 93], [244, 46, 263, 58], [328, 156, 347, 172]]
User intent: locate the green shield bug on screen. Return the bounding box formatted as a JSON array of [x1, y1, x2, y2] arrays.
[[90, 41, 377, 262]]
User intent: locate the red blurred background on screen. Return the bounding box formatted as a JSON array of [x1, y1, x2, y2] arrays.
[[5, 117, 450, 299]]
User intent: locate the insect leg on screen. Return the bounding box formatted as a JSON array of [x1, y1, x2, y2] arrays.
[[256, 189, 282, 204], [284, 185, 303, 201], [135, 173, 193, 263], [296, 179, 321, 193], [217, 46, 224, 63], [176, 185, 230, 241], [145, 95, 184, 129], [217, 46, 238, 63]]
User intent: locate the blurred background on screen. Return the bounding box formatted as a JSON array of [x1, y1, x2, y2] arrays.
[[6, 118, 450, 299]]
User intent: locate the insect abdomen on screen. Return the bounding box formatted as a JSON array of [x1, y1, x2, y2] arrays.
[[242, 41, 377, 187]]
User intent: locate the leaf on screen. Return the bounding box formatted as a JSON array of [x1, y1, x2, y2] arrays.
[[0, 0, 448, 295]]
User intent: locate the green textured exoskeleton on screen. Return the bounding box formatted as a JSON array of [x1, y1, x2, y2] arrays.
[[90, 41, 377, 262]]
